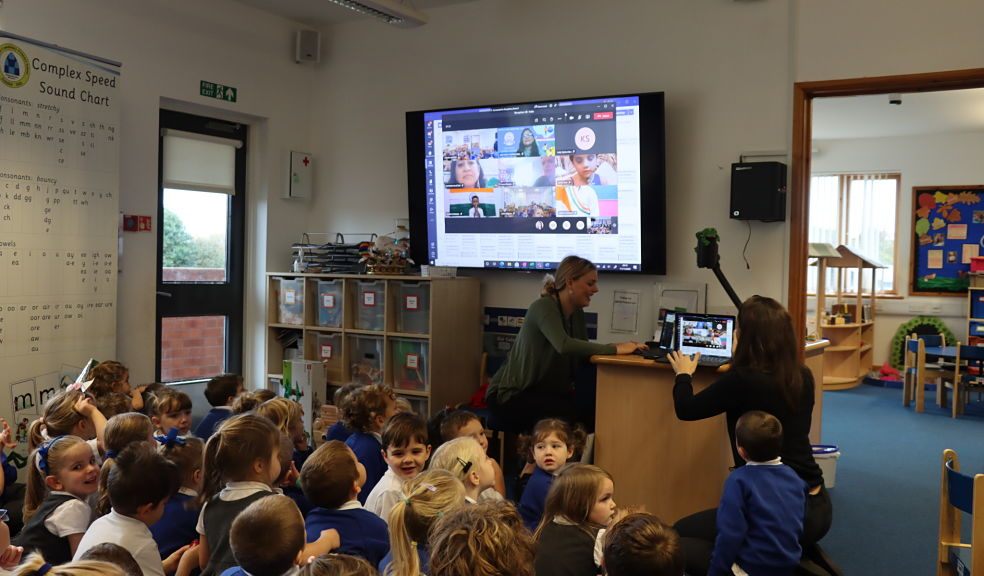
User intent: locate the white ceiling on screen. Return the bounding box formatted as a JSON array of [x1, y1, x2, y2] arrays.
[[230, 0, 476, 26], [813, 88, 984, 140]]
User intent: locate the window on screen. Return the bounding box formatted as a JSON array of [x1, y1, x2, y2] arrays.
[[808, 173, 899, 295]]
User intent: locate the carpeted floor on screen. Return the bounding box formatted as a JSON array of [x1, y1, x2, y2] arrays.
[[820, 384, 984, 574]]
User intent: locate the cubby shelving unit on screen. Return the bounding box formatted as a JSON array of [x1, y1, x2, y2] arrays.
[[266, 273, 481, 417]]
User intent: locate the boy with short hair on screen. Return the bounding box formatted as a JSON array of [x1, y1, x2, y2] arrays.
[[300, 440, 389, 566], [603, 512, 684, 576], [195, 374, 244, 439], [74, 443, 187, 576], [221, 495, 306, 576], [342, 384, 397, 503], [365, 412, 430, 522], [710, 411, 806, 576], [440, 410, 505, 500]]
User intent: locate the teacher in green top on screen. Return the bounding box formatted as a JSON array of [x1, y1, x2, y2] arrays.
[[485, 255, 646, 433]]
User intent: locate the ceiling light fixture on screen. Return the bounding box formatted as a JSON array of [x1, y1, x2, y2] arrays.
[[326, 0, 428, 27]]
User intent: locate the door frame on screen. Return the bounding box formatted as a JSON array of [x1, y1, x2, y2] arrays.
[[789, 68, 984, 344]]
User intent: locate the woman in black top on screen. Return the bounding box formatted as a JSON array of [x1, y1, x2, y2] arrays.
[[666, 296, 831, 575]]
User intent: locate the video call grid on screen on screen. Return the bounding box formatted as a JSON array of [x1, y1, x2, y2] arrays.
[[676, 315, 735, 358], [422, 95, 642, 269]]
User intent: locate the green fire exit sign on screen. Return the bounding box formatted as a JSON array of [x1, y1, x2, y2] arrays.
[[200, 80, 237, 103]]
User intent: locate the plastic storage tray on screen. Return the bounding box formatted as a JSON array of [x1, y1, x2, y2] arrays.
[[391, 338, 429, 392], [349, 335, 384, 385], [317, 280, 343, 327], [356, 281, 385, 331], [277, 278, 304, 325], [395, 281, 430, 334], [397, 394, 428, 417]]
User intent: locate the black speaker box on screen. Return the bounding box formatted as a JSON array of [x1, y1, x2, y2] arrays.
[[730, 161, 787, 222]]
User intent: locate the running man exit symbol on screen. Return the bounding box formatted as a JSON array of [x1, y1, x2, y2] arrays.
[[200, 80, 238, 103]]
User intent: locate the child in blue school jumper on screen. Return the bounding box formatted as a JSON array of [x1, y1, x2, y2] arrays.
[[323, 384, 360, 443], [195, 374, 243, 440], [342, 385, 397, 503], [710, 411, 806, 576], [300, 440, 389, 566], [518, 418, 584, 531], [150, 429, 204, 560]]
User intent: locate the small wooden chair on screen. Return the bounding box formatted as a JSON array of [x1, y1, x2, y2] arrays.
[[937, 449, 983, 575], [904, 336, 929, 412], [951, 344, 984, 418]]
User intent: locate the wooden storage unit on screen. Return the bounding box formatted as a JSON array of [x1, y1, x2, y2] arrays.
[[266, 273, 481, 417], [815, 245, 884, 390]]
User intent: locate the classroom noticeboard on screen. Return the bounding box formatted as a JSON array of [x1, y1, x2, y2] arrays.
[[911, 185, 984, 296], [0, 32, 120, 471]]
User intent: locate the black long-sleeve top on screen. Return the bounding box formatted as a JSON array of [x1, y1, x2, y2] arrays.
[[672, 366, 824, 489]]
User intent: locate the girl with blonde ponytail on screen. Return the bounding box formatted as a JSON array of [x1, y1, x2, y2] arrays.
[[28, 390, 107, 454], [382, 469, 465, 576]]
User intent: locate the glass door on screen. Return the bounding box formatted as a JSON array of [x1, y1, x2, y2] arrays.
[[156, 110, 246, 382]]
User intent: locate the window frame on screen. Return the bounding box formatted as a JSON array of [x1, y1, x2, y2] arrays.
[[808, 171, 901, 298]]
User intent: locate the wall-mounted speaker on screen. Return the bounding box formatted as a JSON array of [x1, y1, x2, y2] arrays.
[[295, 29, 321, 64], [730, 161, 786, 222]]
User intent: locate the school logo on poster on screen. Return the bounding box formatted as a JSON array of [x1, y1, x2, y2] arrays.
[[0, 43, 30, 88]]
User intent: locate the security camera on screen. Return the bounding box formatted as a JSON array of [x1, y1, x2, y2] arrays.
[[889, 93, 902, 105]]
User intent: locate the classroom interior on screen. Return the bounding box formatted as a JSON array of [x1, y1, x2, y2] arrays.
[[4, 0, 984, 574]]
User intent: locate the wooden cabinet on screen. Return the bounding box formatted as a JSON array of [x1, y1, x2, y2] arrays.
[[815, 245, 884, 390], [266, 273, 481, 416]]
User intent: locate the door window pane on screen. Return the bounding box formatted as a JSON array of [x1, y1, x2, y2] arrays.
[[162, 188, 229, 282], [161, 316, 226, 382]]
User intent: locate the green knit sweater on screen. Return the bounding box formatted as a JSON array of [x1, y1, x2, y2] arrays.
[[488, 295, 617, 404]]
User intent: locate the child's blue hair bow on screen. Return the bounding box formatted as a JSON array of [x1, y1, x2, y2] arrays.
[[35, 435, 67, 475], [155, 427, 186, 449]]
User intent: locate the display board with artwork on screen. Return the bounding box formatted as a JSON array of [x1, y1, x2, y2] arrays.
[[910, 185, 984, 295]]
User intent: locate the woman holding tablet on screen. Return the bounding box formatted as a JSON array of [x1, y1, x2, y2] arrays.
[[666, 295, 831, 575], [485, 255, 645, 433]]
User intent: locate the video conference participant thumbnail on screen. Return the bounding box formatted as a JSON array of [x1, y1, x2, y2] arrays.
[[496, 125, 555, 158], [442, 129, 498, 162], [445, 157, 497, 189], [445, 189, 500, 218]]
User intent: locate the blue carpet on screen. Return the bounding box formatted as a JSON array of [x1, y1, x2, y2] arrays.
[[821, 385, 984, 574]]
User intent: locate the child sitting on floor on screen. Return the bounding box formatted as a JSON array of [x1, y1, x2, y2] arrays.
[[603, 512, 685, 576], [365, 412, 430, 522], [709, 411, 806, 576], [147, 388, 193, 437], [220, 495, 307, 576], [438, 409, 505, 499], [150, 430, 205, 560], [74, 443, 190, 576], [342, 384, 397, 503], [300, 440, 389, 566], [518, 418, 584, 530], [428, 437, 496, 504], [195, 374, 243, 439]]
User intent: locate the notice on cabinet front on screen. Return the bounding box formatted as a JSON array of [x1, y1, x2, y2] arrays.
[[0, 32, 119, 468]]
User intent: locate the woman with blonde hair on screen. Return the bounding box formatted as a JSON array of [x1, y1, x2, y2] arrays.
[[485, 255, 645, 433]]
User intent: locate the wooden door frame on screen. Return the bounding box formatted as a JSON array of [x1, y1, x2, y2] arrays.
[[789, 68, 984, 343]]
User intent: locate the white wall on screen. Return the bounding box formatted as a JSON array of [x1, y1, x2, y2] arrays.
[[0, 0, 317, 387], [307, 0, 793, 344], [811, 131, 984, 364]]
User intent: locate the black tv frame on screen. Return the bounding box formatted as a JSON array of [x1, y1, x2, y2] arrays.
[[406, 91, 666, 274]]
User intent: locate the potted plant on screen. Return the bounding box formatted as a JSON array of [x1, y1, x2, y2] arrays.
[[695, 227, 720, 268]]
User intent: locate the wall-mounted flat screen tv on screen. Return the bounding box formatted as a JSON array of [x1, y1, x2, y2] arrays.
[[406, 92, 665, 273]]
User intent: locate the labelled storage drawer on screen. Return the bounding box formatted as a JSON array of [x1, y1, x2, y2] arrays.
[[315, 333, 343, 381], [395, 281, 430, 334], [356, 281, 385, 331], [391, 338, 429, 392], [276, 278, 304, 325], [396, 394, 428, 417], [349, 335, 384, 386], [317, 280, 343, 327]]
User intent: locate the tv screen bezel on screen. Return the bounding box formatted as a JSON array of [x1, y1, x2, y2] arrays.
[[406, 91, 665, 274]]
